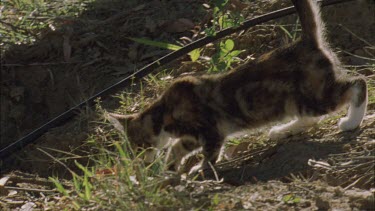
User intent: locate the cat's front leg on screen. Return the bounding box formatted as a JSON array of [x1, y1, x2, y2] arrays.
[[174, 143, 202, 173], [188, 131, 223, 175], [188, 159, 208, 175], [268, 117, 321, 140]]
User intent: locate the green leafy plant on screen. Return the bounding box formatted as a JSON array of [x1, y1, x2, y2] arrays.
[[49, 177, 69, 197], [128, 37, 202, 62], [208, 38, 244, 72], [205, 0, 245, 36], [208, 193, 221, 210], [50, 97, 179, 209], [128, 37, 181, 51], [74, 161, 94, 201], [226, 138, 242, 147], [282, 194, 301, 205]]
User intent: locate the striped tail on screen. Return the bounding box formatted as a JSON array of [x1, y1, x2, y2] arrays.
[[291, 0, 326, 46]]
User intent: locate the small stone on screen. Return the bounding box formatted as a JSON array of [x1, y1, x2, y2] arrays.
[[21, 202, 36, 211], [315, 196, 330, 210], [300, 200, 312, 208]]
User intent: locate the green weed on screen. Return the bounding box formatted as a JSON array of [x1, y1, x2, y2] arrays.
[[208, 193, 221, 210], [205, 0, 244, 36], [208, 38, 244, 72], [128, 37, 202, 62], [49, 177, 69, 197], [127, 35, 244, 72], [127, 0, 246, 71], [283, 193, 301, 205], [48, 88, 186, 209]]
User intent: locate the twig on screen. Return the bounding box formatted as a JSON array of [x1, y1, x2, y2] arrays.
[[36, 148, 79, 179], [2, 175, 60, 188], [4, 186, 57, 193], [341, 50, 375, 61], [339, 24, 375, 47], [344, 173, 373, 190], [207, 161, 220, 182]]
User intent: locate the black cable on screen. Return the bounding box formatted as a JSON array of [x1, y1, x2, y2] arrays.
[[0, 0, 356, 160]]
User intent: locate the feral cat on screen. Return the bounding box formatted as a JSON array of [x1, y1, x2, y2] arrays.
[[108, 0, 367, 174]]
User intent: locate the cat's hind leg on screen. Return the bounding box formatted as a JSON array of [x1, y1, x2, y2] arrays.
[[338, 78, 367, 131], [268, 116, 321, 140]]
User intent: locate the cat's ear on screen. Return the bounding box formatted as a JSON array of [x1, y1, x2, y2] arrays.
[[105, 112, 137, 133]]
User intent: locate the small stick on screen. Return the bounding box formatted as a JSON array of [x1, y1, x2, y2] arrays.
[[4, 186, 57, 193]]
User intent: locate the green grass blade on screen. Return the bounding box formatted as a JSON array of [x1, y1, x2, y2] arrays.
[[128, 37, 182, 51], [75, 160, 93, 177], [279, 25, 293, 39], [83, 174, 92, 201], [49, 177, 69, 196]]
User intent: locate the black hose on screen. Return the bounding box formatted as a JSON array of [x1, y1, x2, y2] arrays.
[[0, 0, 356, 161]]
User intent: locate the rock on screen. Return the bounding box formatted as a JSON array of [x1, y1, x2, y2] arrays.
[[315, 196, 331, 210], [0, 176, 10, 196], [20, 202, 36, 211], [346, 189, 375, 210]]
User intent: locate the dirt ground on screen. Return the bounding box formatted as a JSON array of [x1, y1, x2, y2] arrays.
[[1, 0, 374, 210]]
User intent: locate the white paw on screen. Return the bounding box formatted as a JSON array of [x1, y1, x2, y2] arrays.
[[188, 163, 203, 175], [338, 117, 360, 131], [268, 127, 289, 140]]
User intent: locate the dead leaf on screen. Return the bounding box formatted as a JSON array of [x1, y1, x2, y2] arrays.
[[95, 166, 118, 178], [20, 202, 36, 211], [0, 176, 10, 196]]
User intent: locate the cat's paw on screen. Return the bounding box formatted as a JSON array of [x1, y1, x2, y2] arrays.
[[338, 117, 360, 131], [188, 163, 203, 175], [268, 127, 289, 140]]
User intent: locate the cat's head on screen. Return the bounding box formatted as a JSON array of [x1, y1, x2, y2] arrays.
[[106, 112, 159, 161]]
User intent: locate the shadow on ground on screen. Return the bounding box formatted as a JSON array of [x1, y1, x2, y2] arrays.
[[204, 129, 366, 185], [1, 0, 208, 176]]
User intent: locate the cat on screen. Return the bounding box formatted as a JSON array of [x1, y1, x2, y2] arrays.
[[107, 0, 368, 174]]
